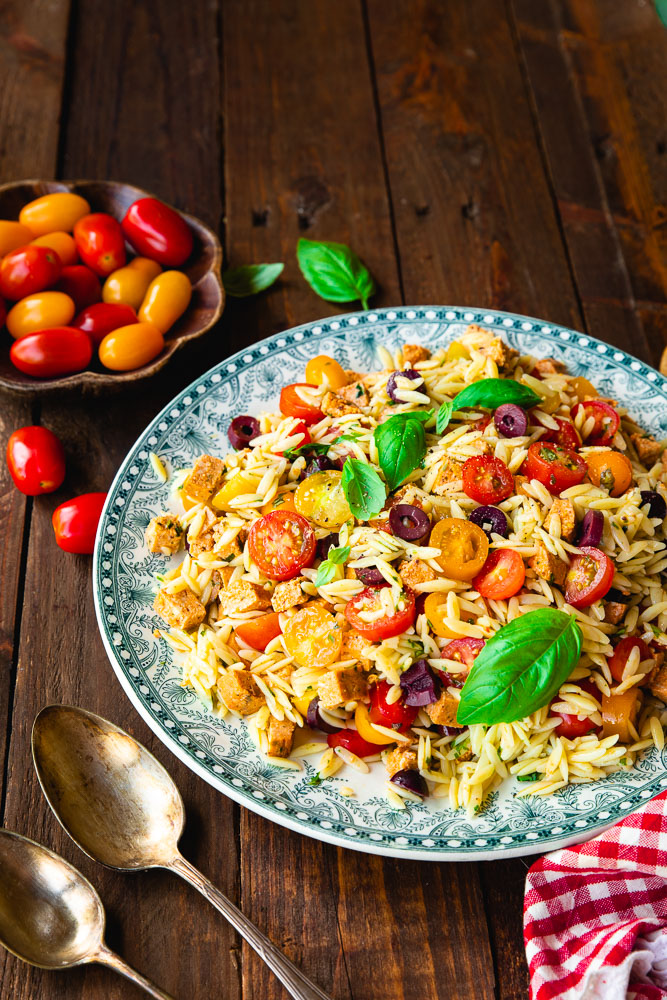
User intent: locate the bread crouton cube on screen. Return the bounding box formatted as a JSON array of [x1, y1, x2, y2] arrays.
[[217, 668, 265, 715], [317, 667, 368, 709], [336, 381, 370, 407], [532, 358, 566, 375], [321, 391, 362, 418], [384, 746, 418, 777], [210, 567, 234, 600], [340, 629, 373, 666], [398, 558, 437, 590], [218, 579, 271, 615], [271, 577, 307, 613], [544, 498, 576, 543], [183, 455, 225, 503], [604, 601, 628, 625], [267, 717, 296, 758], [478, 337, 519, 370], [648, 661, 667, 704], [146, 515, 183, 555], [425, 691, 462, 727], [631, 433, 663, 466], [402, 343, 430, 366], [188, 530, 215, 559], [431, 458, 463, 495], [154, 588, 206, 629], [529, 544, 567, 587]]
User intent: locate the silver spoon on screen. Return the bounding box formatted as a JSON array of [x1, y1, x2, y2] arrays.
[[0, 828, 173, 998], [32, 704, 331, 1000]]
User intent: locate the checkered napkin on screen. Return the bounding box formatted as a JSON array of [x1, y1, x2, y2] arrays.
[[524, 789, 667, 1000]]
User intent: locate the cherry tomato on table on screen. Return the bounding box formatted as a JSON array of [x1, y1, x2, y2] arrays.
[[536, 416, 582, 451], [0, 245, 62, 300], [122, 197, 193, 267], [571, 400, 619, 446], [74, 213, 126, 276], [10, 327, 92, 377], [102, 257, 161, 310], [138, 270, 192, 333], [472, 548, 526, 600], [429, 518, 489, 580], [608, 636, 651, 684], [31, 231, 78, 267], [586, 451, 633, 498], [564, 546, 615, 609], [462, 455, 514, 505], [523, 441, 587, 495], [52, 492, 107, 554], [55, 265, 101, 311], [283, 603, 342, 667], [369, 679, 417, 733], [294, 469, 352, 528], [74, 302, 138, 345], [248, 509, 316, 580], [98, 322, 164, 371], [6, 426, 65, 495], [327, 728, 380, 759], [19, 192, 90, 236], [6, 291, 75, 339], [280, 383, 324, 425], [344, 586, 416, 641], [234, 612, 283, 651]]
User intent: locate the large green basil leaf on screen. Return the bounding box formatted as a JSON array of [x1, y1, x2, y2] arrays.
[[374, 415, 427, 491], [341, 458, 386, 519], [297, 238, 375, 310], [436, 378, 542, 434], [222, 262, 284, 297]]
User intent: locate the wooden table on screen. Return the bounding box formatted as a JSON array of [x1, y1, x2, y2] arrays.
[[0, 1, 665, 997]]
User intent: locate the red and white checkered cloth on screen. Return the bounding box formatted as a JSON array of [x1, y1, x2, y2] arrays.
[[524, 789, 667, 1000]]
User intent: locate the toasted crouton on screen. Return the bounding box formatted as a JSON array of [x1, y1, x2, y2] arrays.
[[154, 588, 206, 629], [631, 433, 663, 467], [529, 544, 567, 587], [384, 746, 418, 777], [604, 601, 628, 625], [217, 668, 265, 715], [336, 381, 370, 407], [544, 498, 576, 543], [425, 691, 462, 727], [271, 577, 308, 613], [431, 458, 463, 495], [402, 343, 430, 366], [398, 558, 437, 590], [317, 667, 368, 710], [267, 717, 296, 758], [340, 629, 373, 668], [146, 515, 183, 555], [218, 579, 271, 615], [321, 391, 362, 418], [532, 358, 567, 375], [478, 337, 519, 370], [649, 660, 667, 704], [210, 567, 234, 601], [182, 454, 225, 503]]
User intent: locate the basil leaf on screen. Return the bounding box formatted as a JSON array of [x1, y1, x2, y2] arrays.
[[314, 544, 351, 587], [222, 263, 284, 297], [457, 608, 582, 725], [383, 408, 433, 426], [453, 378, 541, 412], [332, 431, 362, 444], [341, 458, 386, 520], [328, 544, 350, 565], [297, 238, 375, 310], [436, 400, 454, 434], [374, 415, 427, 491], [283, 442, 330, 460]]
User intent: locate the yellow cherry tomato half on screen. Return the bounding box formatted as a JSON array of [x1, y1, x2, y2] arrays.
[[601, 688, 640, 743], [445, 341, 469, 362], [30, 231, 78, 266], [569, 376, 598, 402], [138, 270, 191, 333], [354, 703, 394, 745], [283, 604, 342, 668], [423, 593, 460, 639], [103, 257, 162, 310], [211, 471, 262, 511], [292, 690, 317, 717], [19, 192, 91, 236], [305, 354, 348, 390], [586, 451, 633, 497], [294, 470, 352, 528], [98, 321, 164, 371], [429, 517, 489, 580], [0, 221, 35, 257], [6, 291, 75, 339]]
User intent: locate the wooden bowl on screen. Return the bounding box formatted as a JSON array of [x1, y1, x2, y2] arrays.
[[0, 180, 224, 395]]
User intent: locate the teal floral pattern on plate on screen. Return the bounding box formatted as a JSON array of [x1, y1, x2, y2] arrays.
[[93, 306, 667, 861]]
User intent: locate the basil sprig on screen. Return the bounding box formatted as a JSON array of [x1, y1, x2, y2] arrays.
[[457, 608, 582, 725], [374, 410, 433, 491], [341, 458, 386, 520], [283, 442, 330, 461], [297, 238, 375, 310], [436, 378, 542, 434], [222, 263, 284, 297], [314, 544, 351, 587]]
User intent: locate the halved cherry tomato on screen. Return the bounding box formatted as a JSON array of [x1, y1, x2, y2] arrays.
[[537, 416, 581, 451], [74, 213, 126, 276], [6, 291, 75, 339], [98, 322, 164, 371], [305, 355, 348, 390], [354, 703, 395, 745], [73, 302, 138, 345], [344, 586, 416, 641], [473, 549, 525, 600], [277, 420, 311, 456], [440, 637, 485, 669], [568, 376, 598, 403], [523, 441, 587, 495], [430, 518, 489, 580], [260, 491, 297, 515], [294, 469, 352, 528], [234, 612, 283, 651], [327, 728, 380, 758], [283, 603, 342, 667], [571, 400, 620, 446], [586, 451, 633, 498], [19, 192, 90, 236], [564, 546, 614, 609], [121, 197, 193, 267], [211, 470, 261, 511], [102, 257, 162, 310], [6, 426, 65, 495], [248, 509, 316, 580], [0, 245, 62, 300], [138, 270, 191, 333], [55, 265, 101, 311], [601, 688, 640, 742], [608, 636, 651, 684], [462, 455, 513, 505], [0, 221, 34, 256], [31, 231, 78, 267], [52, 492, 107, 554], [10, 327, 92, 377], [280, 383, 324, 425], [552, 679, 600, 739], [423, 592, 460, 639], [369, 679, 417, 733]]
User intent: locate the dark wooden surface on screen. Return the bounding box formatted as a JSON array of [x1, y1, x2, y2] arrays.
[[0, 1, 665, 997]]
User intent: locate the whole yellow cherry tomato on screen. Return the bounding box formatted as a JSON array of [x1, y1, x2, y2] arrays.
[[294, 470, 352, 528], [429, 517, 489, 580], [283, 604, 342, 668], [103, 257, 162, 310], [31, 231, 78, 266], [423, 593, 460, 638], [138, 270, 191, 333], [98, 322, 164, 371], [305, 354, 348, 389], [6, 291, 75, 339], [19, 192, 91, 236], [0, 221, 35, 256]]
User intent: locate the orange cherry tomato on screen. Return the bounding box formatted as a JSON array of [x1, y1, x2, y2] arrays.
[[6, 425, 66, 495], [430, 518, 489, 580], [0, 245, 62, 300], [6, 291, 75, 339], [19, 192, 90, 236], [10, 327, 92, 377], [305, 355, 348, 389], [472, 548, 526, 600], [248, 509, 316, 580], [344, 587, 416, 641], [234, 612, 283, 651], [279, 383, 325, 425], [98, 322, 164, 371], [102, 257, 162, 310], [0, 221, 34, 256], [260, 491, 297, 515], [138, 270, 191, 333], [586, 451, 633, 497], [74, 213, 126, 276], [31, 231, 78, 266], [601, 688, 640, 743], [283, 604, 342, 668], [52, 492, 107, 554], [55, 265, 101, 311], [423, 592, 460, 638], [73, 303, 138, 346], [607, 636, 651, 684]]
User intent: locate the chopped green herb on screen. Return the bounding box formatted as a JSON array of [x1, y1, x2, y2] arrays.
[[517, 772, 540, 782], [308, 773, 322, 786], [314, 543, 351, 587]]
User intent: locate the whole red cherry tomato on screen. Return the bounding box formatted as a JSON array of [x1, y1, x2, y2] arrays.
[[9, 327, 93, 378], [55, 265, 101, 311], [73, 302, 137, 345], [121, 197, 193, 267], [0, 245, 62, 300], [52, 492, 107, 554], [369, 680, 417, 733], [74, 213, 126, 276], [6, 426, 66, 495]]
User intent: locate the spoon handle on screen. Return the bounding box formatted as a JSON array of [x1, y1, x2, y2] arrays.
[[172, 854, 332, 1000], [95, 945, 176, 1000]]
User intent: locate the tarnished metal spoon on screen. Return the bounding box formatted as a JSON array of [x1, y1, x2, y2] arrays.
[[32, 705, 331, 1000], [0, 828, 173, 998]]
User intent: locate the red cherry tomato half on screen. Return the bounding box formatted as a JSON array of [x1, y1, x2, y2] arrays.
[[462, 455, 514, 505], [55, 265, 101, 311], [327, 729, 381, 759], [472, 548, 526, 600], [278, 420, 311, 456], [552, 679, 601, 738], [0, 245, 62, 300], [564, 546, 615, 609], [523, 441, 587, 495], [279, 383, 325, 425], [537, 416, 582, 451], [121, 197, 193, 267], [73, 213, 126, 276], [9, 327, 93, 378], [608, 636, 651, 684], [369, 680, 418, 733], [234, 612, 283, 651], [440, 637, 486, 669], [344, 587, 416, 641], [52, 492, 107, 554], [248, 509, 316, 581], [571, 400, 620, 446], [73, 302, 138, 345], [6, 426, 65, 495]]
